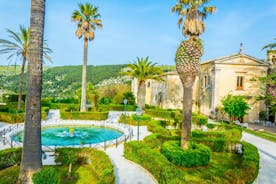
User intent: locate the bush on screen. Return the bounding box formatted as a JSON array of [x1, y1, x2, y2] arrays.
[[0, 148, 22, 170], [0, 113, 24, 123], [55, 148, 115, 183], [143, 134, 163, 149], [98, 104, 137, 111], [161, 141, 211, 167], [207, 123, 215, 129], [122, 91, 136, 105], [145, 109, 175, 119], [192, 114, 208, 126], [240, 142, 259, 183], [147, 121, 171, 136], [90, 149, 115, 184], [60, 111, 108, 120], [2, 94, 26, 102], [32, 167, 59, 184], [124, 141, 185, 184], [132, 114, 151, 122]]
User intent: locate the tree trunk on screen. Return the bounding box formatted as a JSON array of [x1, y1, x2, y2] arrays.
[[68, 163, 72, 179], [18, 0, 44, 183], [181, 75, 195, 149], [17, 57, 27, 110], [80, 38, 88, 112], [137, 80, 146, 109]]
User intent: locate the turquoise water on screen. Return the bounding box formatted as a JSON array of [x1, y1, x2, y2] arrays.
[[12, 126, 123, 146]]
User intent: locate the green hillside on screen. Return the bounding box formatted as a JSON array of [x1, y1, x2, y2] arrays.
[[1, 65, 126, 98]]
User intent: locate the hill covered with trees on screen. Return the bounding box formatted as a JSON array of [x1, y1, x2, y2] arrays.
[[0, 65, 127, 98]]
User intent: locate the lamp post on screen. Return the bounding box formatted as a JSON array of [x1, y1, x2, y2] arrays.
[[136, 107, 142, 141], [123, 99, 128, 125]]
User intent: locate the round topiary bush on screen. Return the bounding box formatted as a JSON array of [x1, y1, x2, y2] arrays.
[[161, 141, 211, 167]]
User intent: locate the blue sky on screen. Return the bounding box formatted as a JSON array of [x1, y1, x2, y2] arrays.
[[0, 0, 275, 66]]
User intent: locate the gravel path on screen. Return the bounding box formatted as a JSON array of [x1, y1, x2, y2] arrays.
[[242, 132, 276, 184]]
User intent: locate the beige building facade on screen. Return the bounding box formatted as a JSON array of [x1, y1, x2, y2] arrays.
[[132, 51, 275, 122]]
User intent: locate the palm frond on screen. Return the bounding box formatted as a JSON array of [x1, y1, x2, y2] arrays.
[[72, 2, 102, 41]]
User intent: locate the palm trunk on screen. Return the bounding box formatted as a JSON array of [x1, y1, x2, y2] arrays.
[[181, 76, 195, 149], [18, 0, 44, 183], [80, 38, 88, 112], [17, 57, 27, 110], [137, 80, 146, 109]]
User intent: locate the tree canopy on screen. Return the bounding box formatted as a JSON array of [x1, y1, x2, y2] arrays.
[[222, 94, 250, 122]]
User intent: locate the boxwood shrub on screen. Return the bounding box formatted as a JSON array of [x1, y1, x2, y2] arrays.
[[0, 148, 22, 170], [55, 148, 115, 183], [192, 114, 208, 125], [145, 109, 174, 119], [124, 141, 185, 184], [60, 111, 108, 120], [0, 113, 24, 123], [98, 104, 137, 111], [161, 141, 211, 167], [240, 141, 259, 183]]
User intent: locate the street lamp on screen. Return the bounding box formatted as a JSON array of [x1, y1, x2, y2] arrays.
[[136, 107, 142, 141], [123, 99, 128, 125]]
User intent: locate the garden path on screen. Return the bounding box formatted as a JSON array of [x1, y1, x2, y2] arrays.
[[242, 132, 276, 184], [105, 126, 158, 184]]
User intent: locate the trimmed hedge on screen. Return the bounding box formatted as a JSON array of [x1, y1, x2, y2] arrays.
[[145, 109, 174, 119], [55, 148, 115, 184], [60, 111, 108, 120], [191, 128, 242, 152], [124, 141, 185, 184], [240, 141, 259, 183], [98, 104, 137, 111], [192, 114, 208, 126], [161, 141, 211, 167], [118, 114, 151, 126], [32, 167, 59, 184], [0, 148, 22, 170], [0, 113, 24, 123]]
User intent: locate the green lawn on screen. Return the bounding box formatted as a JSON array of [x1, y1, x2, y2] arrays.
[[244, 128, 276, 142]]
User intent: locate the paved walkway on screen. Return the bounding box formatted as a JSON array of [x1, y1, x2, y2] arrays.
[[242, 132, 276, 184], [105, 125, 157, 184]]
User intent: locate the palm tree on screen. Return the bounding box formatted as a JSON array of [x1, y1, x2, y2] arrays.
[[72, 3, 102, 112], [121, 57, 163, 109], [0, 26, 52, 109], [263, 38, 276, 50], [172, 0, 216, 149], [17, 0, 45, 183]]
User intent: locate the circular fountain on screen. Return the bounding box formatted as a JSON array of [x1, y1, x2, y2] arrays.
[[12, 126, 123, 146]]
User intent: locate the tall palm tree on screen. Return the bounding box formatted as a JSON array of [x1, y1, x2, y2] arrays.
[[72, 3, 102, 112], [17, 0, 45, 183], [263, 38, 276, 50], [121, 57, 163, 109], [0, 26, 52, 109], [172, 0, 216, 149]]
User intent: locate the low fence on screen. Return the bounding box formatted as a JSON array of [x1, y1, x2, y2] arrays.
[[0, 119, 134, 152]]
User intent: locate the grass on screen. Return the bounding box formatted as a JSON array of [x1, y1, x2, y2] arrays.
[[0, 148, 114, 184], [0, 166, 19, 184], [183, 153, 243, 184], [244, 128, 276, 142]]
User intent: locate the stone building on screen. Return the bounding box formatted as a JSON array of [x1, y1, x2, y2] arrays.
[[132, 50, 276, 122]]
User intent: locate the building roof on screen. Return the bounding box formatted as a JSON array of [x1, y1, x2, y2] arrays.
[[201, 53, 269, 66]]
